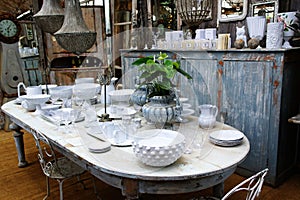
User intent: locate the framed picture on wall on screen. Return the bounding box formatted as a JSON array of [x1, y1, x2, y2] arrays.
[[251, 1, 279, 23]]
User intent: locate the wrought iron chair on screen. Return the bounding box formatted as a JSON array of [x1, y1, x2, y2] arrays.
[[32, 131, 86, 200], [193, 168, 269, 200], [221, 168, 268, 200]]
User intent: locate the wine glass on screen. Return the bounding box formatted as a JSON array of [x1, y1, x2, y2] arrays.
[[69, 109, 81, 130], [177, 123, 198, 154], [61, 109, 72, 133]]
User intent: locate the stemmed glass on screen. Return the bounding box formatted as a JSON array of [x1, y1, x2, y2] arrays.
[[178, 123, 198, 154], [61, 108, 72, 134], [69, 109, 81, 131]]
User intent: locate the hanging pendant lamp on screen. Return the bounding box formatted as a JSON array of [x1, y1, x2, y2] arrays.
[[175, 0, 211, 31], [54, 0, 96, 55], [33, 0, 64, 34]]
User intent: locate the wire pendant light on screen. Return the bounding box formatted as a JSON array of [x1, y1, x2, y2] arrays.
[[33, 0, 64, 34], [54, 0, 96, 55], [175, 0, 212, 29]]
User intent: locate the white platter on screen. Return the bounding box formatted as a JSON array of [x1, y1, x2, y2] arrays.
[[40, 108, 84, 125]]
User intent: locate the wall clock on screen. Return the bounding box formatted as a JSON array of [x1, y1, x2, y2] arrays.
[[0, 14, 21, 44]]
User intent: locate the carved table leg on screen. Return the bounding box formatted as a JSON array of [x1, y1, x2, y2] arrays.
[[9, 123, 28, 168], [213, 182, 224, 198]]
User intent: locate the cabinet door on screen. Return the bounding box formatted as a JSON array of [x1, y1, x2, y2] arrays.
[[179, 55, 219, 112], [221, 60, 273, 172]]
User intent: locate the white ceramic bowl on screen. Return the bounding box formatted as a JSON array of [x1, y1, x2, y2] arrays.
[[132, 129, 186, 167], [73, 83, 100, 100], [49, 86, 73, 99], [109, 89, 134, 105], [75, 77, 94, 84], [40, 84, 57, 90], [21, 94, 51, 105]]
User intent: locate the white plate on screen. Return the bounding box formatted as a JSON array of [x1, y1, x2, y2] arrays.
[[179, 97, 188, 103], [181, 109, 195, 117], [96, 106, 136, 119], [40, 104, 61, 111], [210, 130, 244, 141], [209, 130, 244, 147], [182, 103, 192, 109]]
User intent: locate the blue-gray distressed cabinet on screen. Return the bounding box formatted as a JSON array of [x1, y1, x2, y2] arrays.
[[120, 48, 300, 186]]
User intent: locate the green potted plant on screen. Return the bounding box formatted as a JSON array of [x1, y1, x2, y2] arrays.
[[132, 52, 192, 98], [131, 52, 192, 125]]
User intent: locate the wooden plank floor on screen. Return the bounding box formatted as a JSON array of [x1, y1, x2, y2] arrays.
[[1, 129, 300, 200]]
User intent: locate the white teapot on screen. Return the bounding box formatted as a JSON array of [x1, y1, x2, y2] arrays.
[[198, 104, 218, 129], [17, 82, 42, 97]]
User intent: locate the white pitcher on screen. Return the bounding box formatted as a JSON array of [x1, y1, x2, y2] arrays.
[[17, 82, 42, 97], [198, 104, 218, 129], [101, 77, 118, 104]]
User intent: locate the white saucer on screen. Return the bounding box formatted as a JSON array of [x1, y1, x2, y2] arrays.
[[181, 109, 195, 117]]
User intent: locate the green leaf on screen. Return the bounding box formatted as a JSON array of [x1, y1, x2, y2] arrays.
[[158, 52, 168, 60], [132, 56, 154, 66]]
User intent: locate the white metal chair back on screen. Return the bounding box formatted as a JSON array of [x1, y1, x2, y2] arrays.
[[33, 131, 59, 176], [32, 131, 86, 200], [221, 168, 269, 200]]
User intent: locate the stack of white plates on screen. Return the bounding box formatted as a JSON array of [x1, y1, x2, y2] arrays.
[[209, 130, 244, 147], [88, 140, 111, 153]]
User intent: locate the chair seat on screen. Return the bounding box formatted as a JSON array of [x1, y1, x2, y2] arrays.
[[43, 157, 85, 180]]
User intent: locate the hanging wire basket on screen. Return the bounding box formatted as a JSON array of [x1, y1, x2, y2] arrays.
[[175, 0, 212, 29]]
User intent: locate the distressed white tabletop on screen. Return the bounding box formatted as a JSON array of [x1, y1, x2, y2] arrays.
[[2, 101, 250, 198]]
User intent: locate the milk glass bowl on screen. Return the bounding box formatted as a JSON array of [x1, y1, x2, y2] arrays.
[[49, 86, 73, 100], [109, 89, 134, 106], [21, 94, 51, 112], [132, 129, 186, 167], [73, 83, 100, 100]]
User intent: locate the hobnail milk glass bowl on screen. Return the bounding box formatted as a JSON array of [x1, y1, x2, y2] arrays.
[[132, 129, 186, 167]]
